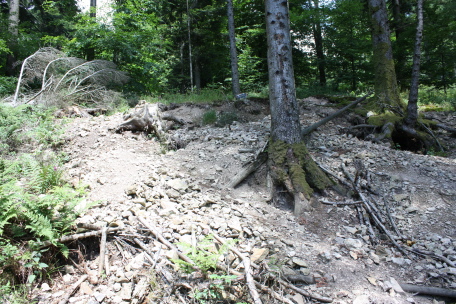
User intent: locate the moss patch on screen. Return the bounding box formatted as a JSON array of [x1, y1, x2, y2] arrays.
[[367, 113, 402, 127], [269, 139, 332, 198]]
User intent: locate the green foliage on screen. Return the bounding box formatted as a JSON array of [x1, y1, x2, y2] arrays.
[[192, 274, 238, 304], [144, 88, 230, 105], [0, 77, 16, 97], [0, 101, 89, 290], [0, 104, 65, 154], [202, 110, 217, 126], [0, 155, 87, 285], [174, 235, 232, 274], [417, 86, 456, 110]]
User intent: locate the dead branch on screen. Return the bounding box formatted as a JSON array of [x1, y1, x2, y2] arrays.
[[98, 227, 107, 277], [254, 281, 294, 304], [226, 142, 268, 188], [301, 91, 373, 137], [399, 283, 456, 298], [321, 200, 362, 206], [244, 257, 263, 304], [58, 274, 88, 304], [37, 227, 121, 249], [136, 216, 197, 268], [77, 223, 102, 230], [436, 123, 456, 136], [212, 232, 333, 303]]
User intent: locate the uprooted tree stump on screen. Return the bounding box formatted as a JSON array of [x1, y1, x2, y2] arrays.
[[347, 109, 456, 154], [113, 101, 186, 148]]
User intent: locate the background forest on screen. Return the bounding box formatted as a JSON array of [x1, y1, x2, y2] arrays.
[[0, 0, 455, 104]]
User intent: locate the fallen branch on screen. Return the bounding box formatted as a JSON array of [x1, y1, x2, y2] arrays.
[[244, 257, 263, 304], [226, 141, 269, 189], [58, 274, 88, 304], [399, 283, 456, 298], [436, 123, 456, 136], [136, 216, 197, 269], [212, 232, 333, 303], [254, 281, 294, 304], [37, 227, 121, 249], [98, 227, 107, 277], [321, 200, 362, 206], [301, 91, 373, 137]]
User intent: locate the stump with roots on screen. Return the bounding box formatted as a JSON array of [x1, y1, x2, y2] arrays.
[[113, 101, 185, 148]]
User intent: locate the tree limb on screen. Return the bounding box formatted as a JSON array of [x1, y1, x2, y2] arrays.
[[301, 91, 373, 137]]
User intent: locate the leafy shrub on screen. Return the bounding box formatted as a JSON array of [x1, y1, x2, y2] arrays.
[[0, 104, 65, 154], [0, 76, 17, 97], [0, 155, 87, 289]]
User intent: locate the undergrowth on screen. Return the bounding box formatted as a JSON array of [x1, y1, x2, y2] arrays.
[[173, 235, 245, 303], [0, 103, 89, 302]]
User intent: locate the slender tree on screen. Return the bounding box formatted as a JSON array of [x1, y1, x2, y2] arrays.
[[86, 0, 97, 61], [265, 0, 332, 214], [404, 0, 423, 128], [368, 0, 402, 110], [6, 0, 19, 76], [187, 0, 194, 91], [227, 0, 241, 96], [310, 0, 326, 86]]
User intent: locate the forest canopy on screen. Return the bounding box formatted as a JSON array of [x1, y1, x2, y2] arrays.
[[0, 0, 455, 99]]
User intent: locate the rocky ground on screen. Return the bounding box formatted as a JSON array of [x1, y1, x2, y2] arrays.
[[33, 98, 455, 304]]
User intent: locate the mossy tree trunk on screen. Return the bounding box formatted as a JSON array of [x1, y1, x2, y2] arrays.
[[368, 0, 403, 111], [265, 0, 332, 215]]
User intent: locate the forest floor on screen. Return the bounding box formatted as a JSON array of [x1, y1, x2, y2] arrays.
[[34, 97, 456, 304]]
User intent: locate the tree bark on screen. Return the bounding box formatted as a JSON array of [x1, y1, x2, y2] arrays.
[[227, 0, 241, 96], [368, 0, 402, 110], [6, 0, 20, 76], [311, 0, 326, 86], [265, 0, 332, 215], [404, 0, 423, 128], [86, 0, 97, 61], [187, 0, 194, 92]]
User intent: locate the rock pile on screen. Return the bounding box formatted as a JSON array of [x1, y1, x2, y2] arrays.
[[35, 99, 455, 304]]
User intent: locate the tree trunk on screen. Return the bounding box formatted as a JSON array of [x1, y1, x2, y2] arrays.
[[6, 0, 20, 76], [187, 0, 194, 92], [227, 0, 241, 96], [368, 0, 402, 111], [404, 0, 423, 128], [86, 0, 97, 61], [311, 0, 326, 86], [391, 0, 407, 90], [265, 0, 332, 215]]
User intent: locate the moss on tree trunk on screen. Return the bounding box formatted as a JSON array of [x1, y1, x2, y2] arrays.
[[269, 140, 333, 214]]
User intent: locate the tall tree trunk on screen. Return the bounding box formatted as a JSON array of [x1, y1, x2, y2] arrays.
[[6, 0, 20, 76], [368, 0, 402, 111], [391, 0, 407, 90], [86, 0, 97, 61], [187, 0, 194, 92], [265, 0, 332, 215], [311, 0, 326, 86], [194, 57, 201, 93], [404, 0, 424, 128], [227, 0, 241, 96]]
